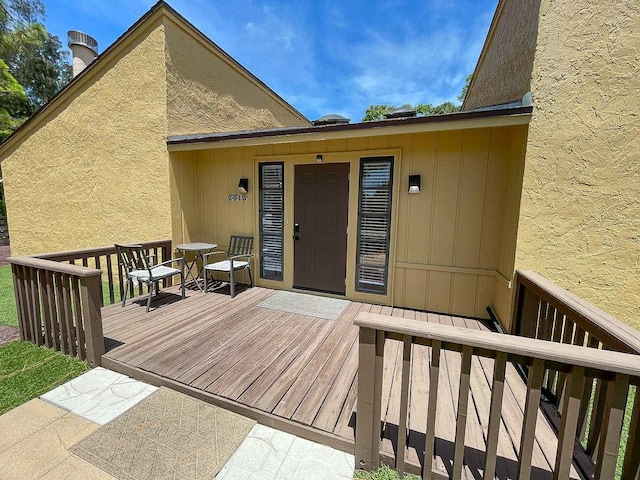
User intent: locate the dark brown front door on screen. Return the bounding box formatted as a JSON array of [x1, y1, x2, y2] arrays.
[[294, 163, 349, 294]]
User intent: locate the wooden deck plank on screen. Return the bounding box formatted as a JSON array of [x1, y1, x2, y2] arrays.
[[272, 302, 362, 418], [100, 288, 582, 479], [213, 315, 320, 399], [193, 311, 299, 390]]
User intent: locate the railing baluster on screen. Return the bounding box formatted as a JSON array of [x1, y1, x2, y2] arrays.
[[38, 269, 52, 348], [452, 345, 473, 480], [44, 270, 59, 351], [54, 272, 68, 354], [595, 374, 630, 480], [106, 253, 116, 304], [12, 264, 28, 341], [516, 358, 544, 480], [557, 317, 576, 413], [484, 352, 507, 480], [621, 387, 640, 480], [423, 340, 441, 480], [24, 266, 40, 345], [554, 366, 585, 480], [396, 335, 412, 475], [587, 378, 608, 459], [71, 277, 86, 361], [61, 274, 76, 357]]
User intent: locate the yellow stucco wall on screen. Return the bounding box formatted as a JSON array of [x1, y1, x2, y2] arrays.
[[171, 125, 526, 320], [1, 20, 171, 256], [463, 0, 541, 110], [1, 6, 311, 257], [163, 18, 309, 136], [514, 0, 640, 329]]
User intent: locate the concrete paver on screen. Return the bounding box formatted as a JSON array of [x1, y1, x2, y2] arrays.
[[0, 399, 66, 453], [0, 407, 99, 480], [40, 366, 157, 425], [38, 455, 116, 480], [216, 424, 355, 480], [1, 368, 355, 480]]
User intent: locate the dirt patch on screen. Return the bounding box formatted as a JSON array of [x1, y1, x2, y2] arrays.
[[0, 325, 19, 346], [0, 245, 10, 266]]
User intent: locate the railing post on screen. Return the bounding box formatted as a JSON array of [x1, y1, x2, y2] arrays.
[[80, 272, 105, 367], [11, 263, 28, 341], [355, 326, 384, 472]]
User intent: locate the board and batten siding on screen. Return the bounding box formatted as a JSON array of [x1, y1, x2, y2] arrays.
[[170, 125, 527, 324]]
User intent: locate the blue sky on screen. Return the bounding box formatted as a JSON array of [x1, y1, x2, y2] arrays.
[[42, 0, 498, 122]]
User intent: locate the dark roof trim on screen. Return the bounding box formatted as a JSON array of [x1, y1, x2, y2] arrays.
[[1, 0, 309, 154], [168, 105, 533, 146]]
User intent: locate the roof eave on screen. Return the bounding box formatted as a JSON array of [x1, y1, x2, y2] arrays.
[[167, 106, 533, 152]]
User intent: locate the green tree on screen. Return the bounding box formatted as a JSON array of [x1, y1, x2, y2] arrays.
[[362, 74, 471, 121], [0, 57, 28, 141], [0, 0, 71, 116], [458, 73, 472, 103]]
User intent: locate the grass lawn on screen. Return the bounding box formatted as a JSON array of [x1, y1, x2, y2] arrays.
[[0, 265, 18, 328], [0, 340, 87, 415], [354, 465, 420, 480]]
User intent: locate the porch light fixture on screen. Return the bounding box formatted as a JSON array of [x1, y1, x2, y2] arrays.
[[238, 178, 249, 194], [408, 175, 421, 194], [316, 154, 323, 163]]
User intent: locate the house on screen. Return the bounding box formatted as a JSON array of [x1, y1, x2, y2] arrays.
[[1, 0, 638, 333], [463, 0, 640, 330], [0, 2, 309, 256]]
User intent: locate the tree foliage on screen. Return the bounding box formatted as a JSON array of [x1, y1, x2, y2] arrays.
[[0, 57, 27, 140], [0, 0, 71, 140], [362, 74, 473, 122], [458, 73, 472, 104]]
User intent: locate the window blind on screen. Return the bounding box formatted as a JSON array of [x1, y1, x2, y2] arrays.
[[259, 163, 284, 280], [356, 157, 393, 294]]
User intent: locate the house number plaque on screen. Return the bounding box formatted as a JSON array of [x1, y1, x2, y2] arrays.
[[228, 194, 248, 202]]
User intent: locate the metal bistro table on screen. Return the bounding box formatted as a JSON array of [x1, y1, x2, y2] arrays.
[[176, 242, 218, 292]]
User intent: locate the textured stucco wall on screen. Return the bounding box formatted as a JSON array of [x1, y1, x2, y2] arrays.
[[2, 23, 171, 255], [515, 0, 640, 329], [163, 18, 309, 136], [464, 0, 541, 110]]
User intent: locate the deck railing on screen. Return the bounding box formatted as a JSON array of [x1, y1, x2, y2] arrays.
[[9, 239, 173, 367], [37, 239, 173, 306], [355, 270, 640, 480], [512, 270, 640, 478]]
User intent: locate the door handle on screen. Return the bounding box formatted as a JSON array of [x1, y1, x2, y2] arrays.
[[293, 235, 301, 241], [294, 223, 300, 240]]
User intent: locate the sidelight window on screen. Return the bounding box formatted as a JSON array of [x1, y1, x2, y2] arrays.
[[356, 157, 394, 294], [259, 163, 284, 280]]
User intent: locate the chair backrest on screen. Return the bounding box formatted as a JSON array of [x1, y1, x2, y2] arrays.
[[115, 244, 151, 273], [228, 235, 254, 257]]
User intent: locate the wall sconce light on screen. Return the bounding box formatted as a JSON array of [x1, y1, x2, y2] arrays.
[[316, 154, 323, 163], [408, 175, 421, 194], [238, 178, 249, 194]]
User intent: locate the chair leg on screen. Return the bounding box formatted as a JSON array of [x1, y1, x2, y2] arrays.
[[247, 266, 253, 287], [230, 270, 235, 298], [122, 279, 130, 307], [146, 283, 153, 312], [181, 272, 185, 299], [204, 268, 208, 293]]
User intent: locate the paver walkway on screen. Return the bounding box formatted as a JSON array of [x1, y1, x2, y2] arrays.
[[0, 367, 356, 480]]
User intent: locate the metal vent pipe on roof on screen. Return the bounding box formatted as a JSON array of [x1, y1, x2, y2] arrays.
[[312, 114, 350, 126], [384, 107, 417, 119], [68, 30, 99, 77]]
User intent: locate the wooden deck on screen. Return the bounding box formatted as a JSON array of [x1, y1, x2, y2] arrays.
[[100, 285, 579, 479]]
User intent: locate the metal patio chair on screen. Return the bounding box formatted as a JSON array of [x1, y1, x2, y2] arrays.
[[203, 235, 254, 298], [115, 244, 186, 312]]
